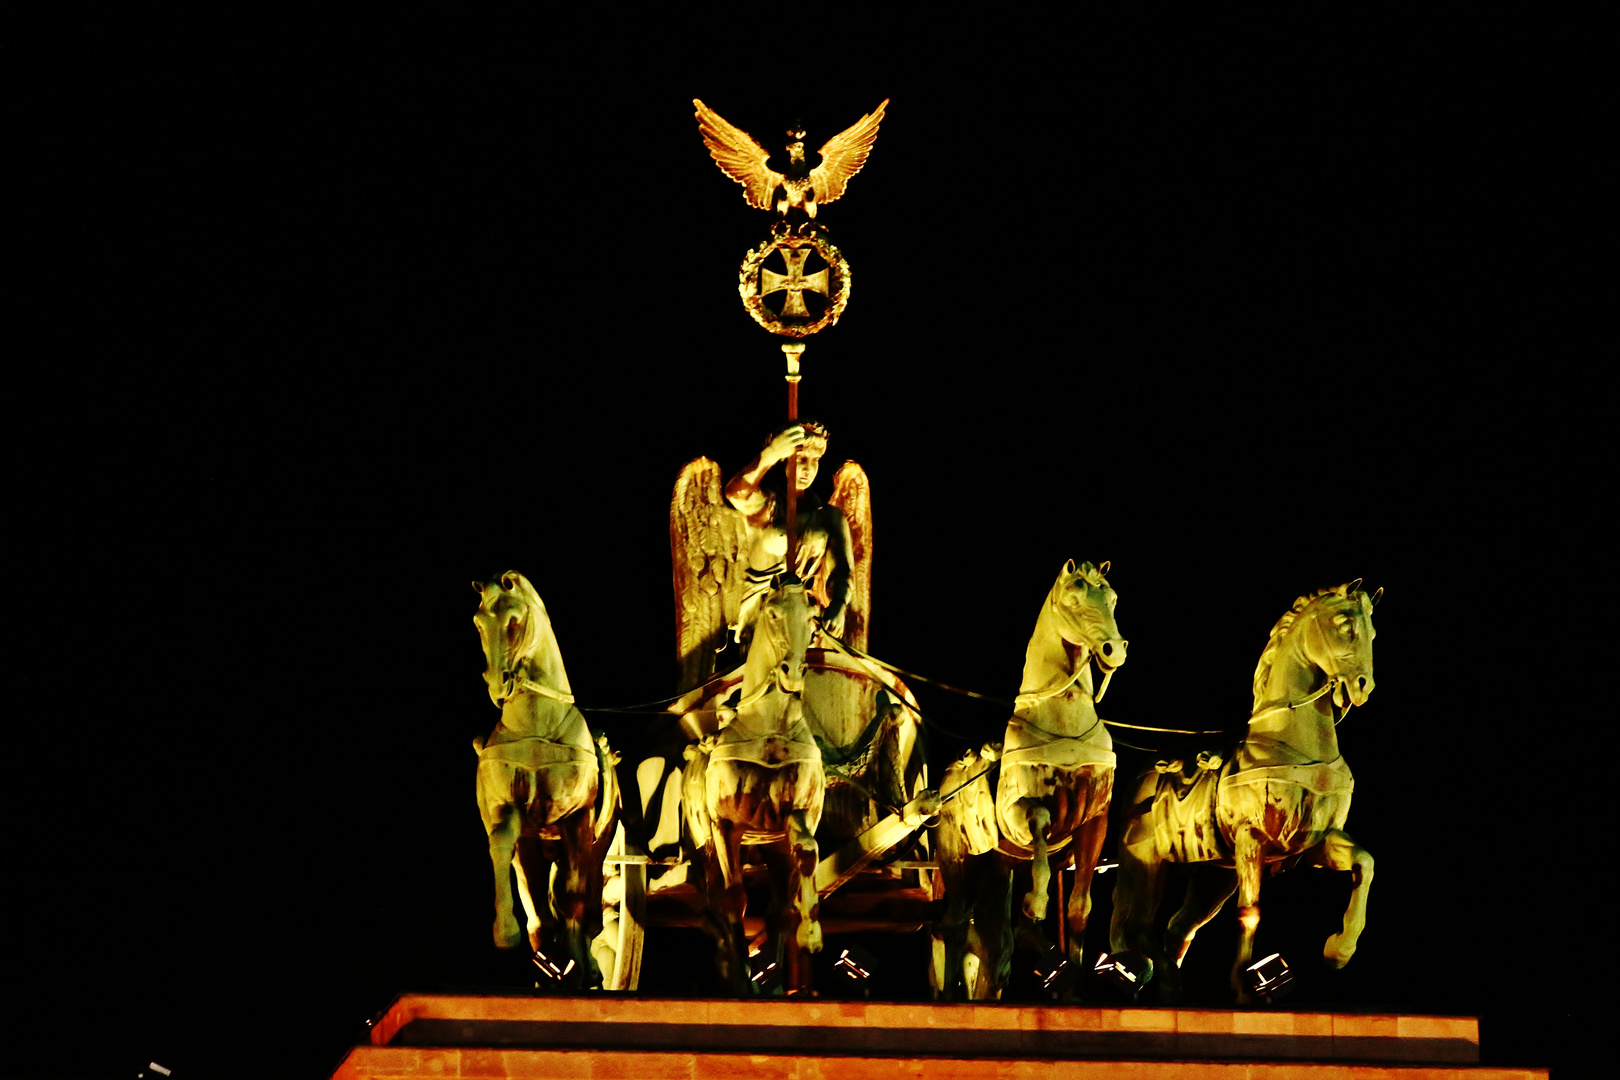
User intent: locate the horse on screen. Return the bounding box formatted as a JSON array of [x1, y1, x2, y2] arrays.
[[1109, 579, 1381, 1003], [681, 578, 824, 994], [801, 647, 929, 864], [931, 559, 1127, 999], [471, 571, 614, 986]]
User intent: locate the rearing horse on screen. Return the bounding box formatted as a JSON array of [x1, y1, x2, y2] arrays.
[[471, 571, 606, 984], [1110, 580, 1380, 1002], [682, 579, 824, 993], [932, 559, 1127, 999]]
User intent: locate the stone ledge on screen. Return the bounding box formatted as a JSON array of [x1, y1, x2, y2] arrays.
[[334, 1046, 1547, 1080], [353, 995, 1483, 1067]]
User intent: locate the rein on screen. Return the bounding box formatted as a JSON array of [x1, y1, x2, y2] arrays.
[[820, 628, 1224, 739], [1250, 676, 1352, 726]]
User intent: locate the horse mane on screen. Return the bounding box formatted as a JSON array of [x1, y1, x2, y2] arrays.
[[1050, 560, 1107, 600], [1250, 582, 1354, 710]]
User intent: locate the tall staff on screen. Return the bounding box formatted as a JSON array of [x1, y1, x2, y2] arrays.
[[692, 95, 885, 574], [782, 342, 805, 569]]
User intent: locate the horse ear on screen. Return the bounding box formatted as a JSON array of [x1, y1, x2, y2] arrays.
[[1063, 559, 1076, 577], [501, 572, 519, 591], [1099, 560, 1111, 576], [1346, 577, 1363, 595], [471, 580, 484, 594], [1371, 586, 1384, 607]]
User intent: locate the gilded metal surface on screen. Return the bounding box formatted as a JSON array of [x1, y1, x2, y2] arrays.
[[694, 98, 887, 219], [470, 572, 615, 987], [931, 561, 1126, 1001], [739, 224, 851, 338], [1109, 581, 1382, 1003], [681, 581, 826, 991]]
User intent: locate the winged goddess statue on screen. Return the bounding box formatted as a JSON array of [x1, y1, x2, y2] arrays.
[[693, 98, 889, 220], [670, 422, 872, 692]]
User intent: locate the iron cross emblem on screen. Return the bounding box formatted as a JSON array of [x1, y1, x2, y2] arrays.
[[759, 247, 829, 318]]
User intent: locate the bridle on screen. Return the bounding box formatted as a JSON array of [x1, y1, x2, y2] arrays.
[[1014, 584, 1116, 707]]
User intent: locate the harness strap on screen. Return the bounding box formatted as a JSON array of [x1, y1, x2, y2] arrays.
[[514, 677, 575, 704]]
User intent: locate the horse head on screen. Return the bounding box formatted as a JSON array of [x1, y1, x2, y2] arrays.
[[471, 570, 554, 708], [747, 577, 818, 697], [1298, 579, 1381, 709], [1048, 559, 1129, 700]]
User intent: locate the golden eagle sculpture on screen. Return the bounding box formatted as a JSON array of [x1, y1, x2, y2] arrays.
[[693, 98, 888, 219]]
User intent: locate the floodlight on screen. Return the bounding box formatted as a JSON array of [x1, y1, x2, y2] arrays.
[[1093, 860, 1120, 875], [833, 944, 880, 997], [531, 948, 575, 983], [1031, 943, 1079, 998], [749, 958, 783, 993], [1243, 952, 1294, 1002], [1092, 950, 1152, 999]]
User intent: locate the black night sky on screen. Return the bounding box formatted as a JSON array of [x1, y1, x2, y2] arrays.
[[17, 14, 1596, 1079]]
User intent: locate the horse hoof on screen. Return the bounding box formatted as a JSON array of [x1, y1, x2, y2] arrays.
[[797, 920, 823, 953], [489, 919, 521, 952], [1323, 933, 1355, 968], [1022, 893, 1048, 921]]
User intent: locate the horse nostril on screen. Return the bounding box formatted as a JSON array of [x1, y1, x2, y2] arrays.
[[1101, 642, 1113, 657]]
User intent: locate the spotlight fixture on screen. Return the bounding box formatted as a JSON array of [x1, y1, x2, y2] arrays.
[[1031, 944, 1079, 998], [832, 944, 880, 996], [749, 958, 783, 993], [1092, 950, 1152, 1000], [531, 948, 576, 984], [1093, 860, 1120, 875], [1243, 952, 1295, 1002], [136, 1064, 173, 1079]]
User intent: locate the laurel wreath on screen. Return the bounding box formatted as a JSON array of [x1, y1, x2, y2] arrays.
[[737, 225, 852, 339]]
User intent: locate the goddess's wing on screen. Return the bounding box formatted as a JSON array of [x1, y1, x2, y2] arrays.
[[808, 98, 888, 206], [693, 99, 783, 211], [827, 460, 873, 652], [671, 457, 750, 692]]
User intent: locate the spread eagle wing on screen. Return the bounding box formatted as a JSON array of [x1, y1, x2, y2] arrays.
[[693, 98, 783, 211], [827, 460, 873, 652], [809, 98, 888, 206], [671, 457, 751, 692]]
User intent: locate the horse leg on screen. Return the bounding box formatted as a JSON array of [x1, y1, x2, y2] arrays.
[[759, 844, 792, 990], [1316, 829, 1374, 968], [558, 805, 601, 987], [1021, 800, 1053, 921], [1166, 866, 1238, 968], [511, 835, 548, 953], [788, 808, 822, 955], [1108, 845, 1166, 989], [1160, 867, 1237, 1000], [710, 818, 751, 994], [1065, 812, 1108, 969], [930, 826, 974, 999], [1230, 826, 1264, 1002], [974, 862, 1015, 999], [486, 804, 523, 949]]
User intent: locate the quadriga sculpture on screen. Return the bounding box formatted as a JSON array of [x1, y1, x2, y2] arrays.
[[471, 572, 616, 986], [932, 560, 1126, 999], [669, 437, 931, 912], [1109, 580, 1381, 1002], [682, 577, 825, 993]]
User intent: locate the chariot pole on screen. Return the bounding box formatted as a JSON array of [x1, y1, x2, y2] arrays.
[[782, 341, 805, 569]]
